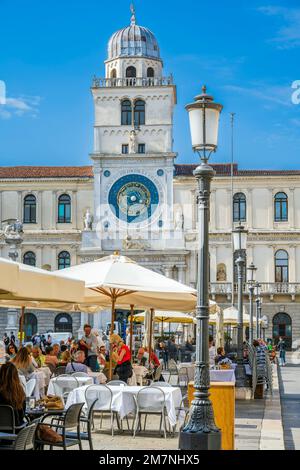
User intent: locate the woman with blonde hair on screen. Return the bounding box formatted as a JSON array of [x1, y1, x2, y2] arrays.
[[0, 363, 26, 428], [12, 347, 35, 379], [110, 335, 133, 383]]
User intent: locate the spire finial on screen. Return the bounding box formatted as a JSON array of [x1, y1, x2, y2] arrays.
[[130, 2, 136, 25], [202, 85, 207, 94]]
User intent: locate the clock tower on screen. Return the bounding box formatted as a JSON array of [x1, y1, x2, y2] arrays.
[[85, 6, 180, 254]]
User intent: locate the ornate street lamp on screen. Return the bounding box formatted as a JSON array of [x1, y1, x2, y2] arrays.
[[247, 262, 257, 344], [179, 86, 223, 451], [232, 223, 248, 388]]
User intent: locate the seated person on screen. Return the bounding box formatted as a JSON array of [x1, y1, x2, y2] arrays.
[[59, 350, 71, 366], [0, 363, 26, 430], [32, 346, 45, 368], [12, 347, 36, 380], [6, 342, 18, 361], [52, 343, 61, 359], [98, 345, 108, 370], [44, 346, 59, 368], [215, 347, 232, 367], [66, 350, 89, 374]]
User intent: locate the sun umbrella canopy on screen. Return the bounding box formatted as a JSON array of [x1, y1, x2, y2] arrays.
[[0, 261, 85, 305], [210, 305, 250, 325], [0, 258, 19, 295], [134, 311, 197, 324], [53, 253, 197, 312]]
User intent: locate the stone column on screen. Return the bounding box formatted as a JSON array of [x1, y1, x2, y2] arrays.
[[77, 312, 89, 339], [72, 191, 78, 229], [52, 191, 58, 230], [210, 244, 217, 282], [247, 189, 253, 229], [5, 309, 19, 338], [163, 266, 173, 279], [289, 245, 296, 283], [38, 191, 43, 229], [177, 265, 186, 284], [289, 188, 295, 230]]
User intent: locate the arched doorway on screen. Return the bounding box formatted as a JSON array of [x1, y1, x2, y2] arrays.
[[55, 313, 73, 333], [273, 313, 292, 349], [23, 313, 37, 341]]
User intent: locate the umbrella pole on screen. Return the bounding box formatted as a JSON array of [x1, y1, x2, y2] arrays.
[[130, 304, 134, 363], [109, 294, 116, 381], [149, 309, 154, 368], [19, 306, 25, 347]]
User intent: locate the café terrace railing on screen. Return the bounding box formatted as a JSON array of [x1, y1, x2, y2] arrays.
[[91, 76, 174, 88], [210, 282, 300, 301]]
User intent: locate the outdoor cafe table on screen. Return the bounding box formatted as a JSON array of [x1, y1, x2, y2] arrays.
[[47, 376, 94, 397], [179, 363, 236, 384], [65, 385, 183, 428]]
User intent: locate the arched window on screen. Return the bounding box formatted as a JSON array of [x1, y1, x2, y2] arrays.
[[275, 192, 288, 222], [110, 69, 117, 78], [58, 194, 71, 223], [126, 66, 136, 78], [23, 313, 37, 341], [55, 313, 73, 333], [23, 251, 36, 267], [134, 99, 145, 126], [121, 99, 132, 126], [273, 313, 292, 349], [275, 250, 289, 283], [233, 193, 246, 222], [147, 67, 154, 78], [58, 251, 71, 270], [24, 194, 36, 224]]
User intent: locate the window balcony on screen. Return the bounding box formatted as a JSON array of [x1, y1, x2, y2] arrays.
[[92, 76, 174, 88], [210, 282, 300, 302]]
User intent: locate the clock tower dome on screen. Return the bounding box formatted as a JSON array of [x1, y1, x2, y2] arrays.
[[86, 6, 179, 253]]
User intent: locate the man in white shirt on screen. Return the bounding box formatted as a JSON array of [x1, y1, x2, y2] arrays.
[[209, 335, 216, 367]]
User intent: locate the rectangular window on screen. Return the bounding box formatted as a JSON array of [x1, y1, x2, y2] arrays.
[[122, 144, 129, 154], [138, 144, 145, 154]]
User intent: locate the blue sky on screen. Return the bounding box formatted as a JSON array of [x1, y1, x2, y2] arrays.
[[0, 0, 300, 169]]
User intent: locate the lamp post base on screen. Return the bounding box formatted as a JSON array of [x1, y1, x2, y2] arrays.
[[179, 430, 221, 450]]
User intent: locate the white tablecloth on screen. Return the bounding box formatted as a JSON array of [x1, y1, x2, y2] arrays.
[[47, 376, 93, 396], [178, 364, 236, 384], [65, 385, 182, 427]]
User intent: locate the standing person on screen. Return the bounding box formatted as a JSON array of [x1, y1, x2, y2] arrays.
[[79, 324, 98, 372], [10, 331, 16, 345], [3, 333, 9, 347], [277, 337, 287, 366], [111, 335, 133, 383], [209, 336, 216, 367], [167, 337, 178, 362]]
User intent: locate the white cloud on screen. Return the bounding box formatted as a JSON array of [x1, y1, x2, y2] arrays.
[[0, 95, 41, 119], [258, 5, 300, 49], [223, 83, 292, 107]]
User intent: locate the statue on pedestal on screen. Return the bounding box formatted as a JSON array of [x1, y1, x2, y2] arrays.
[[83, 209, 93, 231], [174, 206, 184, 231], [129, 130, 137, 154]]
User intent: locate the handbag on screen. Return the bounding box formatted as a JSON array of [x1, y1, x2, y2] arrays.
[[37, 425, 63, 443]]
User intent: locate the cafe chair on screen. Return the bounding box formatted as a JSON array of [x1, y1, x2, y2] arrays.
[[53, 366, 66, 377], [12, 423, 37, 451], [35, 402, 84, 450], [0, 405, 27, 435], [62, 399, 98, 451], [108, 380, 128, 386], [25, 378, 36, 398], [85, 385, 119, 437], [133, 387, 168, 439], [71, 372, 90, 378], [52, 375, 79, 404], [149, 381, 172, 388]]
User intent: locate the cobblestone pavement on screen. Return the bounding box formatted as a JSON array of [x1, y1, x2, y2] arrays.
[[278, 353, 300, 450]]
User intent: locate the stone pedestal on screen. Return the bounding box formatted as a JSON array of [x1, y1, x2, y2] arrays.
[[5, 308, 19, 337]]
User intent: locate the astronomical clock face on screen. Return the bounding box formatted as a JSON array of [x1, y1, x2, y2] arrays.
[[108, 174, 159, 223]]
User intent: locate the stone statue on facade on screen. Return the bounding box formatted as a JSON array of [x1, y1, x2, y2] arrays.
[[174, 206, 184, 231], [123, 235, 150, 251], [83, 209, 93, 231], [217, 263, 227, 282], [1, 219, 23, 240], [129, 130, 137, 154]]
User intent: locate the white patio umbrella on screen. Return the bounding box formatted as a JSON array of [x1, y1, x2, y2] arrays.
[[0, 258, 19, 295], [0, 260, 85, 344], [133, 311, 197, 324], [209, 305, 250, 325], [53, 252, 197, 377]]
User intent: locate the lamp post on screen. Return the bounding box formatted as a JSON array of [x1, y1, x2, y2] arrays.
[[247, 262, 257, 344], [179, 86, 223, 451], [258, 297, 263, 339], [255, 283, 261, 340], [232, 224, 248, 388]]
